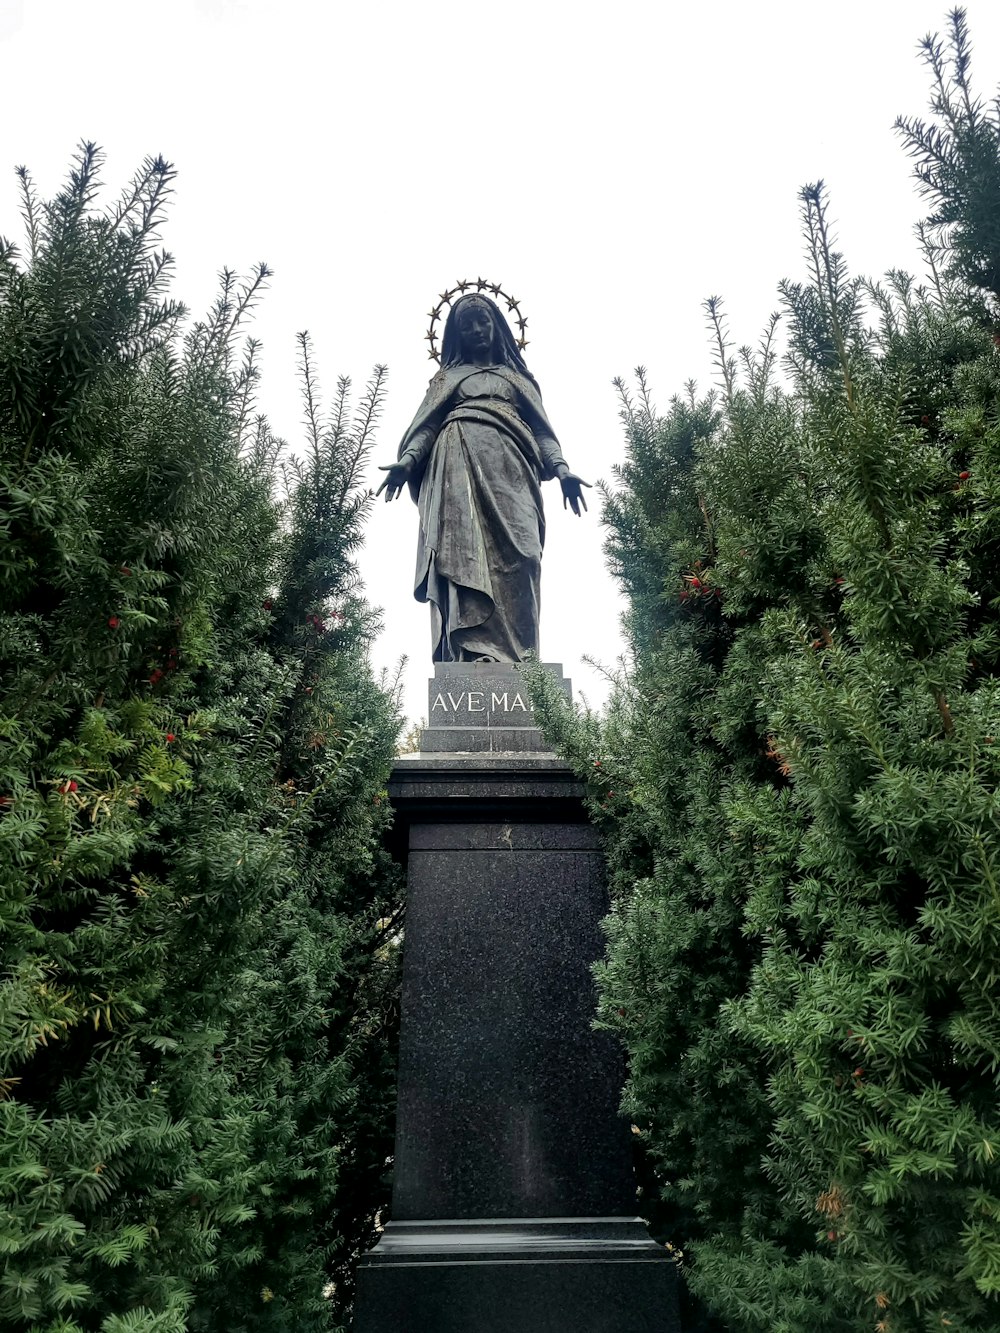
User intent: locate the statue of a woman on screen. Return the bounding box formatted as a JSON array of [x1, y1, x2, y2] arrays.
[[377, 294, 590, 663]]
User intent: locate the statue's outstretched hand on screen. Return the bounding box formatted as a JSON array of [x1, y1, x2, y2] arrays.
[[375, 457, 413, 503], [560, 472, 592, 516]]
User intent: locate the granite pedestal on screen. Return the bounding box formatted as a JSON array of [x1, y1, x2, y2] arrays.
[[353, 665, 678, 1332]]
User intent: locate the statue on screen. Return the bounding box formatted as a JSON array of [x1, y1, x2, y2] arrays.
[[377, 291, 590, 663]]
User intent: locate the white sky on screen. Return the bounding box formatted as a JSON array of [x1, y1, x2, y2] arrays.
[[5, 0, 1000, 723]]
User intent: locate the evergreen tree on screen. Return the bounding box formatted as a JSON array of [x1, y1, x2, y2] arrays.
[[896, 7, 1000, 314], [531, 11, 1000, 1330], [0, 145, 401, 1333]]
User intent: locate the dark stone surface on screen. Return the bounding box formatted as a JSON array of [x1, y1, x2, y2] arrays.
[[391, 811, 633, 1219], [427, 662, 570, 730], [409, 823, 600, 851], [419, 724, 548, 752], [419, 662, 571, 757], [392, 752, 578, 775], [365, 1216, 664, 1259], [355, 1220, 679, 1333], [353, 742, 680, 1331], [386, 756, 588, 832]]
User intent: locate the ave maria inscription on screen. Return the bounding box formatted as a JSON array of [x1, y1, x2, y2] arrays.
[[415, 663, 570, 750], [431, 689, 533, 719]]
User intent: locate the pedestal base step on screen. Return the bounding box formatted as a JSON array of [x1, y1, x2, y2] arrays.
[[354, 1218, 680, 1332], [418, 725, 547, 753]]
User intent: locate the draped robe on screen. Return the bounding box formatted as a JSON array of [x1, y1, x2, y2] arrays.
[[397, 364, 567, 662]]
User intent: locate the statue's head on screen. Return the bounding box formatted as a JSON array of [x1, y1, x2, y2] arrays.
[[455, 297, 495, 360], [440, 294, 535, 383]]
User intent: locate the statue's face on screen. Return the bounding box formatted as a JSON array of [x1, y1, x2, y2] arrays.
[[457, 303, 494, 357]]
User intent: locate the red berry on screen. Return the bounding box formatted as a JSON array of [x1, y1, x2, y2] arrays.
[[263, 599, 273, 611], [594, 760, 601, 768], [107, 616, 120, 628], [921, 414, 931, 427], [689, 576, 702, 588], [119, 565, 131, 576], [853, 1067, 864, 1078], [827, 1230, 837, 1242], [165, 733, 176, 743], [959, 470, 970, 481], [59, 780, 78, 794], [148, 669, 163, 685]]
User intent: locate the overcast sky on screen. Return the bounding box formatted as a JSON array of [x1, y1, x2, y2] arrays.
[[5, 0, 1000, 722]]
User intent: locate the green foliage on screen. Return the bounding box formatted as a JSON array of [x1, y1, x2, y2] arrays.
[[530, 14, 1000, 1332], [0, 145, 401, 1332], [896, 7, 1000, 314]]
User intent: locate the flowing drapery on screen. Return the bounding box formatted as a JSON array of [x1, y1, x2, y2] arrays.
[[398, 367, 566, 662]]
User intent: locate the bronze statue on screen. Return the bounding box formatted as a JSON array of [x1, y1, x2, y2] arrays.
[[377, 293, 590, 663]]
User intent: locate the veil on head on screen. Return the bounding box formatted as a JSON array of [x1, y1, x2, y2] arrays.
[[440, 294, 538, 387]]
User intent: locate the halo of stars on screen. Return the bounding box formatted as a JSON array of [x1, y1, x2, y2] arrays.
[[425, 278, 529, 364]]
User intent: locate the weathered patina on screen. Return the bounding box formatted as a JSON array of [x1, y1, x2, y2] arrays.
[[377, 295, 589, 663]]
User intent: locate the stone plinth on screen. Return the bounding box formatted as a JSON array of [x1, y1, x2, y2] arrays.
[[390, 810, 631, 1220], [419, 661, 570, 753], [356, 1218, 679, 1333], [353, 666, 679, 1332]]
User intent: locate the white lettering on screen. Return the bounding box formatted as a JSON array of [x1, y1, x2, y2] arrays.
[[433, 686, 535, 715]]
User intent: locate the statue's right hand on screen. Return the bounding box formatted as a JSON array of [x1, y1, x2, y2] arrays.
[[375, 457, 413, 502]]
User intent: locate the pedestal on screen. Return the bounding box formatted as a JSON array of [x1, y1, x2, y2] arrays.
[[353, 665, 679, 1332]]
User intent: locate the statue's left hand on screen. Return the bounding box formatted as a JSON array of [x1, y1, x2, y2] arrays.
[[560, 472, 592, 516]]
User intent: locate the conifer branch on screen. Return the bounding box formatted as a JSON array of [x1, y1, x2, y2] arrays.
[[800, 183, 857, 412], [333, 364, 386, 522], [233, 339, 260, 443], [705, 296, 738, 408], [297, 331, 323, 463], [916, 221, 947, 307], [635, 365, 656, 433], [15, 165, 40, 262]]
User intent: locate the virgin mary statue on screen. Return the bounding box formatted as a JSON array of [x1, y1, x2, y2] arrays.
[[377, 294, 589, 663]]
